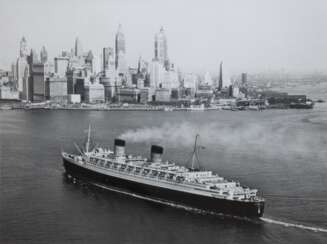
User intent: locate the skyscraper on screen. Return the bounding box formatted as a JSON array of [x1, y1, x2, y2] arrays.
[[102, 47, 115, 74], [16, 37, 30, 99], [115, 24, 127, 74], [40, 46, 48, 64], [241, 73, 247, 84], [218, 61, 223, 90], [204, 72, 213, 86], [150, 59, 165, 88], [19, 36, 29, 58], [30, 49, 39, 64], [154, 27, 169, 70], [101, 47, 116, 102], [74, 37, 83, 57], [85, 50, 94, 72]]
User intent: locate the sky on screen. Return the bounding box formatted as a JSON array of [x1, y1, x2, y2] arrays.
[[0, 0, 327, 75]]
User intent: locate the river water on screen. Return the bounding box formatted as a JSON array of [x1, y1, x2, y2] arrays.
[[1, 90, 327, 243]]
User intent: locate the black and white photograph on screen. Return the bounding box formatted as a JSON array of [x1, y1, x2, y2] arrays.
[[0, 0, 326, 243]]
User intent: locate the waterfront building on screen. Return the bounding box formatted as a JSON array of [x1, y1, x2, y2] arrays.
[[171, 88, 181, 100], [47, 76, 68, 103], [100, 76, 115, 102], [84, 82, 105, 103], [155, 88, 170, 102], [218, 61, 223, 90], [139, 88, 149, 104], [67, 94, 81, 104], [196, 85, 214, 99], [154, 27, 169, 70], [66, 68, 89, 101], [0, 86, 19, 100], [117, 87, 140, 103], [218, 98, 237, 106], [54, 56, 69, 77], [74, 37, 83, 57], [184, 87, 196, 98], [147, 87, 156, 102], [31, 62, 50, 102]]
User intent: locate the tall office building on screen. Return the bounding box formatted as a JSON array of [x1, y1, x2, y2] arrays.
[[19, 36, 29, 58], [218, 61, 223, 90], [16, 37, 30, 99], [101, 47, 116, 102], [30, 49, 39, 64], [31, 63, 49, 102], [40, 46, 48, 64], [154, 27, 169, 70], [54, 56, 69, 77], [241, 73, 247, 84], [204, 72, 213, 86], [138, 56, 148, 74], [102, 47, 115, 75], [74, 37, 83, 57], [150, 59, 165, 88], [85, 50, 94, 72], [115, 24, 127, 74]]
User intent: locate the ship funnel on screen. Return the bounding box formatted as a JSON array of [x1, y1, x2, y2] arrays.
[[114, 139, 126, 157], [151, 145, 164, 163]]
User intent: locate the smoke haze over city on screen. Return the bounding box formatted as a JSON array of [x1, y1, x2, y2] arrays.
[[1, 0, 327, 74]]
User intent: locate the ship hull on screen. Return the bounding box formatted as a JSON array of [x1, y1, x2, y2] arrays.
[[63, 158, 264, 218]]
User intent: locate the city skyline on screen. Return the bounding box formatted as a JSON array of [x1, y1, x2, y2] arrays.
[[1, 0, 327, 75]]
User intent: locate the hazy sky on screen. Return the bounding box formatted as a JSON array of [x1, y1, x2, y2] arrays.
[[0, 0, 327, 74]]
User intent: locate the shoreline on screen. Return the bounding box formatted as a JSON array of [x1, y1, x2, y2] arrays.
[[0, 105, 315, 112]]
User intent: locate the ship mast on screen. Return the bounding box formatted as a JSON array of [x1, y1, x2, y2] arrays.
[[191, 134, 201, 170], [86, 124, 91, 153]]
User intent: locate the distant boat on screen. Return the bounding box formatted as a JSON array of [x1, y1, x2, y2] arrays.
[[289, 100, 314, 109], [163, 107, 174, 112], [188, 104, 205, 111]]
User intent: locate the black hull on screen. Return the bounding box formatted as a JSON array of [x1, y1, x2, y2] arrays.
[[289, 103, 314, 109], [63, 159, 264, 218]]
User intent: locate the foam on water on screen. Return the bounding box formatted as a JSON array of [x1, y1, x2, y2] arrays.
[[260, 217, 327, 233]]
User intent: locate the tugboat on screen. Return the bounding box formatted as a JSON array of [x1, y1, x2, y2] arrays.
[[62, 126, 265, 218], [289, 99, 314, 109]]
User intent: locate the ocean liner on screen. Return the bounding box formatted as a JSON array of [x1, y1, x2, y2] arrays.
[[62, 126, 265, 218]]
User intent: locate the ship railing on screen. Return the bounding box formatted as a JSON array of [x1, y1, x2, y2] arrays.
[[85, 159, 249, 194]]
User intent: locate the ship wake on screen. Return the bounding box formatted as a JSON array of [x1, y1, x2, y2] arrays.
[[260, 217, 327, 233]]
